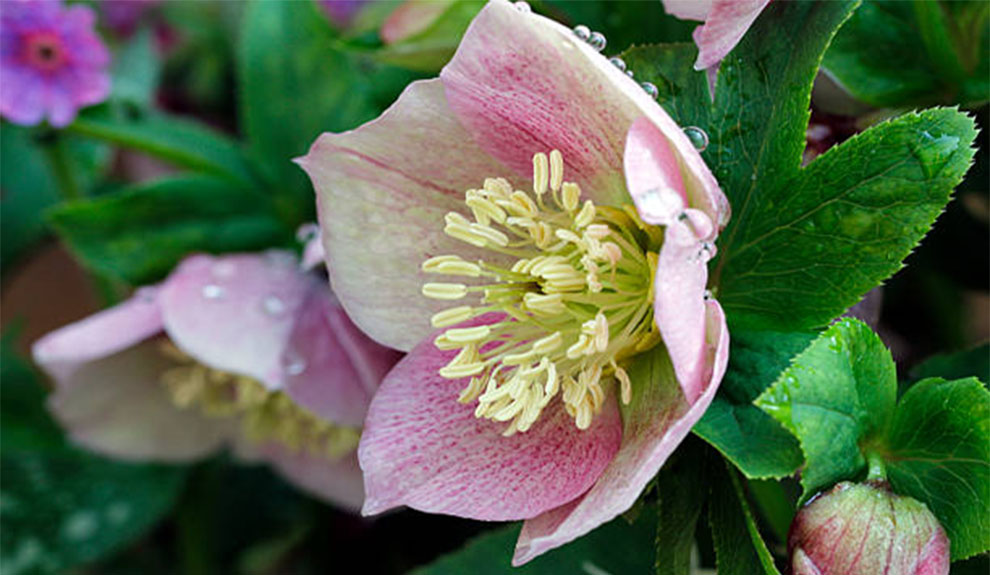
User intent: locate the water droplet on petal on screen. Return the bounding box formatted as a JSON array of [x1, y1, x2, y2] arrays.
[[703, 289, 713, 301], [262, 295, 286, 316], [608, 56, 626, 71], [295, 223, 319, 244], [211, 261, 236, 279], [513, 1, 531, 12], [587, 31, 606, 52], [283, 350, 307, 376], [625, 69, 635, 79], [264, 250, 295, 268], [683, 126, 709, 152], [135, 287, 156, 303], [202, 284, 224, 300], [572, 25, 590, 41], [640, 81, 659, 100]]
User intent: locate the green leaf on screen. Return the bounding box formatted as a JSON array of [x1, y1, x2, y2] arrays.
[[69, 110, 256, 187], [625, 3, 978, 332], [694, 330, 814, 479], [910, 343, 990, 385], [411, 511, 656, 575], [884, 377, 990, 560], [110, 27, 162, 108], [49, 175, 292, 284], [654, 444, 707, 575], [708, 461, 781, 575], [755, 319, 896, 500], [239, 0, 378, 214], [823, 0, 990, 108], [0, 343, 187, 574]]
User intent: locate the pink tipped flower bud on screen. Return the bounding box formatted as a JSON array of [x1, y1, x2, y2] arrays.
[[789, 482, 950, 575]]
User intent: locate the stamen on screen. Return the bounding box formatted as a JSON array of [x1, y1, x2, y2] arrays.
[[422, 282, 468, 300]]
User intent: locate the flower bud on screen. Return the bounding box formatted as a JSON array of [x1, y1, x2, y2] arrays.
[[789, 482, 950, 575]]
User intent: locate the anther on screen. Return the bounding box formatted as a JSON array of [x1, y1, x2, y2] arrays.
[[561, 182, 581, 211], [549, 149, 564, 192], [431, 306, 475, 328], [533, 153, 549, 197], [422, 282, 468, 300]]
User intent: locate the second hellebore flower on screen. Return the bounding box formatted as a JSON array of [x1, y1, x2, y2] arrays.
[[1, 0, 111, 127], [32, 247, 401, 510], [662, 0, 770, 71], [300, 0, 730, 563]]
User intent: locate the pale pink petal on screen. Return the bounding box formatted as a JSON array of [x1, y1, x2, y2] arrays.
[[692, 0, 771, 71], [32, 287, 163, 382], [624, 117, 688, 225], [662, 0, 712, 21], [514, 300, 729, 564], [298, 79, 511, 352], [654, 215, 714, 403], [158, 252, 317, 391], [47, 340, 233, 461], [256, 443, 366, 512], [282, 288, 402, 428], [358, 335, 623, 521], [298, 224, 326, 271], [440, 0, 726, 226], [380, 0, 449, 44]]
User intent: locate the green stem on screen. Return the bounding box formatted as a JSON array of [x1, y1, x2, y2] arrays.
[[866, 451, 888, 482], [176, 463, 220, 575], [43, 132, 82, 202]]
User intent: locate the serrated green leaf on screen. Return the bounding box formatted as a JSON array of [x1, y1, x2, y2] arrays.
[[708, 461, 781, 575], [755, 319, 896, 500], [410, 511, 656, 575], [654, 444, 707, 575], [823, 0, 989, 108], [625, 2, 977, 333], [49, 176, 292, 284], [70, 110, 256, 187], [239, 0, 378, 216], [694, 330, 814, 479], [910, 343, 990, 385], [884, 377, 990, 559]]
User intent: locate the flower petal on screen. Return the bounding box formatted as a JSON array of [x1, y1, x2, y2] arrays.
[[47, 340, 232, 461], [32, 287, 163, 382], [662, 0, 712, 21], [158, 252, 317, 391], [691, 0, 771, 71], [513, 300, 729, 564], [282, 288, 402, 428], [654, 214, 716, 403], [358, 334, 623, 521], [624, 117, 688, 225], [440, 0, 726, 226], [298, 79, 510, 351], [255, 443, 366, 512]]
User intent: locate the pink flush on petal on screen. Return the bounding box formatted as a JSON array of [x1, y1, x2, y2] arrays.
[[1, 0, 111, 127], [661, 0, 771, 71]]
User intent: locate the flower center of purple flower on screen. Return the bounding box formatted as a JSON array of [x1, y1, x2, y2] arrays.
[[422, 151, 658, 435], [25, 32, 67, 72], [158, 342, 360, 458]]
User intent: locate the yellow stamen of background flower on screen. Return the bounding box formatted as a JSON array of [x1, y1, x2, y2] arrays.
[[159, 342, 359, 459], [421, 151, 659, 434]]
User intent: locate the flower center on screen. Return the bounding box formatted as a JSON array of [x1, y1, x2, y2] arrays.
[[25, 32, 66, 72], [422, 151, 659, 435], [158, 342, 360, 459]]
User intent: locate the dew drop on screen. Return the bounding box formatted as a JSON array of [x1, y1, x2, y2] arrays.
[[295, 223, 319, 244], [513, 0, 531, 12], [262, 295, 286, 316], [683, 126, 709, 152], [135, 287, 156, 303], [703, 289, 713, 301], [640, 81, 659, 100], [283, 351, 307, 376], [572, 25, 591, 41], [202, 284, 224, 300], [587, 31, 606, 52], [625, 69, 634, 79], [608, 56, 626, 71]]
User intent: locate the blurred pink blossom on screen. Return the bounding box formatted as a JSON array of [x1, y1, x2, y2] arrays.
[[662, 0, 770, 71]]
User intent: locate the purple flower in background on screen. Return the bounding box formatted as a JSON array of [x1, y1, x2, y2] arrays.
[[318, 0, 367, 29], [100, 0, 160, 37], [1, 0, 110, 127]]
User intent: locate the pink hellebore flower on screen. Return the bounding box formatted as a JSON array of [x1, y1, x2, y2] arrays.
[[32, 248, 401, 511], [662, 0, 770, 71], [1, 0, 110, 127], [300, 0, 730, 564]]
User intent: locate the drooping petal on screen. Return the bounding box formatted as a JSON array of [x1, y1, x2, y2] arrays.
[[47, 340, 233, 461], [440, 0, 726, 225], [654, 215, 715, 403], [514, 300, 729, 565], [254, 443, 366, 512], [691, 0, 771, 71], [298, 79, 510, 351], [282, 288, 402, 428], [158, 252, 318, 391], [358, 336, 623, 521], [32, 287, 163, 382], [662, 0, 712, 21]]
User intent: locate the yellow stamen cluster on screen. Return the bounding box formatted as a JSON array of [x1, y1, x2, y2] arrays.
[[159, 343, 360, 459], [422, 151, 658, 435]]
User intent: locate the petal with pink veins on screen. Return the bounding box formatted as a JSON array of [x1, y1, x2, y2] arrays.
[[514, 301, 729, 564], [358, 334, 623, 521], [441, 0, 725, 224], [298, 79, 511, 352], [47, 340, 233, 461], [691, 0, 771, 71], [158, 252, 318, 391]]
